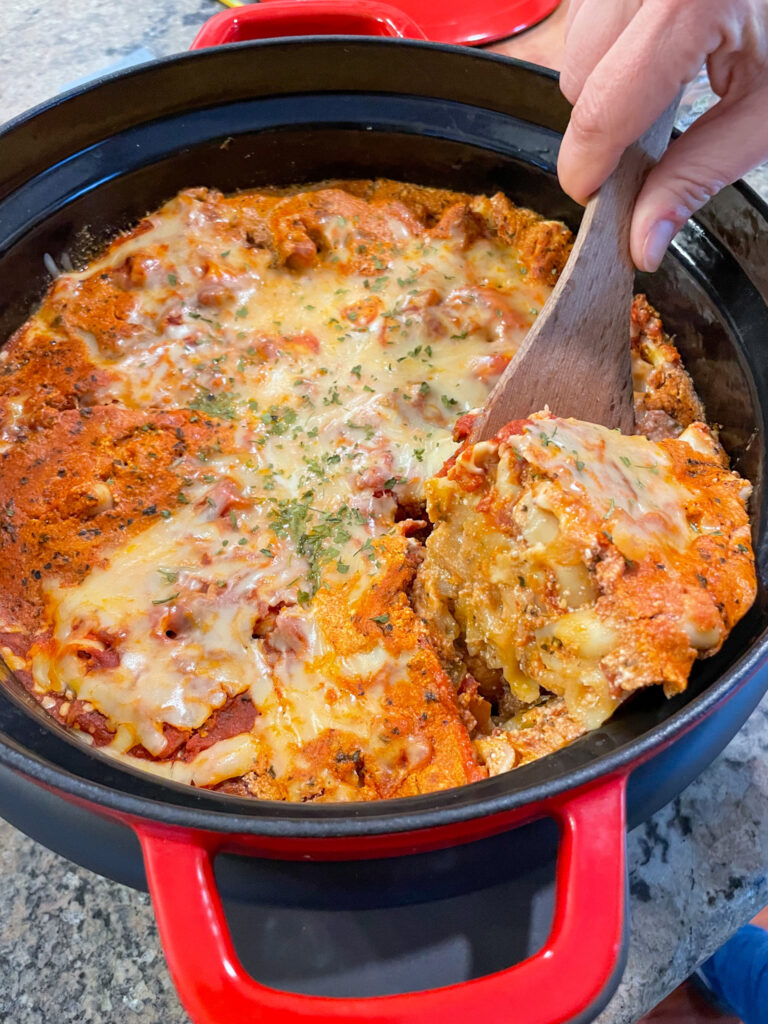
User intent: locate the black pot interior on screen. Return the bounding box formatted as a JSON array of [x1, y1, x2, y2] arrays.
[[0, 39, 767, 832]]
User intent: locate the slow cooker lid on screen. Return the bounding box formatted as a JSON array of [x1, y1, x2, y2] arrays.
[[258, 0, 563, 45]]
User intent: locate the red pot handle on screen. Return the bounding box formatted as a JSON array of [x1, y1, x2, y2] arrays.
[[191, 0, 428, 49], [137, 776, 626, 1024]]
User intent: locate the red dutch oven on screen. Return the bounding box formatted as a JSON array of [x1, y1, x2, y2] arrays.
[[0, 4, 767, 1023]]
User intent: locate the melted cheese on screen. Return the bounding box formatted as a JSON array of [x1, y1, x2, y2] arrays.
[[416, 413, 755, 732], [62, 193, 549, 497], [511, 417, 695, 554], [36, 495, 299, 753], [16, 184, 559, 795], [6, 186, 754, 795]]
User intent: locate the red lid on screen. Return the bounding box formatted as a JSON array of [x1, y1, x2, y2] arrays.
[[257, 0, 563, 46]]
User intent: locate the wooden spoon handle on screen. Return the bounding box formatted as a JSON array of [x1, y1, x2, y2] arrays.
[[470, 95, 680, 443], [570, 93, 682, 293]]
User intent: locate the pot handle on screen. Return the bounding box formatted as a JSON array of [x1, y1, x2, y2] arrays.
[[137, 776, 626, 1024], [190, 0, 428, 49]]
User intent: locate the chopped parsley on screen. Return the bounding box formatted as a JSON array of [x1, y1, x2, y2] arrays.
[[260, 405, 298, 435], [188, 389, 238, 421], [269, 497, 366, 598]]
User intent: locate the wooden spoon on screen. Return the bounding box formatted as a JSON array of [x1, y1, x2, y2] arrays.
[[470, 99, 680, 442]]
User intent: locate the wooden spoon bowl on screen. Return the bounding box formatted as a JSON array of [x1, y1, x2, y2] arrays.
[[471, 99, 680, 442]]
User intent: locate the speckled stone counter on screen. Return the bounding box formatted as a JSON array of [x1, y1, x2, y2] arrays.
[[1, 3, 767, 1023]]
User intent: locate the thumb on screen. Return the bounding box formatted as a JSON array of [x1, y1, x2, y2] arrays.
[[630, 87, 768, 272]]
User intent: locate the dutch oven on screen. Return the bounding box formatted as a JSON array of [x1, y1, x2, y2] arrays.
[[0, 3, 767, 1022]]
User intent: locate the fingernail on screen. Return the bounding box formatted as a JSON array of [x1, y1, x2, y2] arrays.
[[642, 219, 677, 272]]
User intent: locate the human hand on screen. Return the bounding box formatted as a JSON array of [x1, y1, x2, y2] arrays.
[[557, 0, 768, 271]]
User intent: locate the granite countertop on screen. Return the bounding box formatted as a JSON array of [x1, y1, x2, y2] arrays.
[[1, 3, 767, 1022]]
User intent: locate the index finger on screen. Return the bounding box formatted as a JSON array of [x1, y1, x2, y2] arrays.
[[557, 1, 718, 202], [560, 0, 640, 104]]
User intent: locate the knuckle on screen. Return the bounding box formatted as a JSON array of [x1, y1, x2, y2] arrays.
[[663, 172, 729, 216], [568, 89, 610, 145]]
